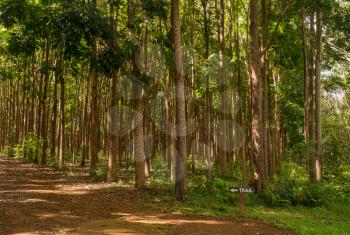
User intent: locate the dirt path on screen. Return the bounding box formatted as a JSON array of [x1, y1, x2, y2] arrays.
[[0, 157, 294, 235]]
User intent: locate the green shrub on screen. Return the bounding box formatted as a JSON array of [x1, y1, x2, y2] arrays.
[[208, 178, 231, 194], [259, 161, 341, 207], [46, 157, 59, 169], [293, 182, 337, 207], [14, 144, 23, 157], [90, 164, 108, 181], [146, 158, 173, 192], [3, 145, 15, 157], [150, 158, 171, 181], [64, 151, 73, 162], [22, 133, 42, 163], [190, 175, 207, 190]]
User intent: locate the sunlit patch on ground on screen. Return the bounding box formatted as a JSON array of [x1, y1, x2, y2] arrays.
[[77, 213, 292, 235], [0, 157, 294, 235]]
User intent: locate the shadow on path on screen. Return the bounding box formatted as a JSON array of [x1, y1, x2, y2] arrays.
[[0, 157, 294, 235]]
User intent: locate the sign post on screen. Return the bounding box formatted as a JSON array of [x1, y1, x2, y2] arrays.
[[230, 186, 255, 215], [239, 191, 244, 215]]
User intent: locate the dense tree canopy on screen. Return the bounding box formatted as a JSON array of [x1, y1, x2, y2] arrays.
[[0, 0, 349, 204]]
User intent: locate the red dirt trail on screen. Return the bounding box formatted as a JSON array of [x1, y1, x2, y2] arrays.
[[0, 157, 294, 235]]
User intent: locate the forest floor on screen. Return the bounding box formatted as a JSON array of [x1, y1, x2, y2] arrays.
[[0, 157, 295, 235]]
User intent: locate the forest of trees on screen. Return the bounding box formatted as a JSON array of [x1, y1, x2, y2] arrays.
[[0, 0, 349, 202]]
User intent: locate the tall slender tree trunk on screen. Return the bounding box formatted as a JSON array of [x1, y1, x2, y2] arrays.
[[81, 76, 90, 166], [133, 81, 145, 187], [89, 0, 100, 174], [41, 42, 50, 165], [217, 0, 228, 178], [308, 13, 316, 180], [89, 57, 99, 172], [314, 8, 322, 183], [142, 12, 151, 177], [301, 10, 311, 173], [171, 0, 187, 200], [201, 0, 212, 181], [128, 0, 145, 188], [50, 74, 58, 160], [107, 77, 119, 182], [189, 0, 196, 175], [249, 0, 263, 191], [261, 0, 269, 179], [58, 56, 65, 171], [107, 4, 119, 183]]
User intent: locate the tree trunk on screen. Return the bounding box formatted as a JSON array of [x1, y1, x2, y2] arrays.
[[249, 0, 263, 191], [41, 42, 50, 165], [107, 76, 119, 182], [314, 8, 322, 183], [50, 67, 58, 160], [261, 0, 269, 180], [201, 0, 212, 181], [89, 0, 100, 174], [171, 0, 187, 200], [81, 76, 90, 166], [217, 0, 228, 178], [107, 5, 119, 183], [58, 56, 65, 171], [128, 0, 145, 188], [301, 10, 311, 175], [308, 13, 316, 180]]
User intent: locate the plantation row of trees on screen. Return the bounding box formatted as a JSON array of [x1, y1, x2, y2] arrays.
[[0, 0, 349, 199]]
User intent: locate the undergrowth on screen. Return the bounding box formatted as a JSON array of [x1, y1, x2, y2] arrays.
[[142, 158, 350, 235]]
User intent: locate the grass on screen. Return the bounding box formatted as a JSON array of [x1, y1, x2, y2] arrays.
[[141, 159, 350, 234], [142, 184, 350, 235], [4, 152, 350, 234], [247, 203, 350, 235]]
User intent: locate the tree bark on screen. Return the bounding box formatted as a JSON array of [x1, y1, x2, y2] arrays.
[[308, 13, 316, 180], [107, 4, 119, 183], [89, 0, 100, 174], [128, 0, 145, 188], [261, 0, 269, 179], [301, 10, 311, 176], [171, 0, 187, 200], [107, 76, 119, 182], [217, 0, 228, 178], [40, 42, 50, 165], [201, 0, 212, 181], [249, 0, 263, 191], [314, 8, 322, 183], [58, 56, 65, 171]]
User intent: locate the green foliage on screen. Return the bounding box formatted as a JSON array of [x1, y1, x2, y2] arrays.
[[2, 145, 15, 157], [258, 161, 348, 207], [0, 0, 28, 28], [247, 202, 350, 235], [14, 143, 23, 157], [146, 158, 172, 191], [143, 159, 350, 235], [21, 133, 42, 163], [90, 164, 108, 181], [279, 70, 305, 149], [322, 93, 350, 168], [183, 182, 236, 215], [7, 31, 37, 56], [323, 134, 350, 166], [97, 46, 126, 77], [141, 0, 168, 20], [294, 182, 337, 207], [150, 158, 171, 181], [46, 156, 59, 169]]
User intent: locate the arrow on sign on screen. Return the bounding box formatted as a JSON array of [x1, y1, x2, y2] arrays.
[[230, 188, 239, 193], [230, 187, 255, 194], [230, 186, 255, 215]]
